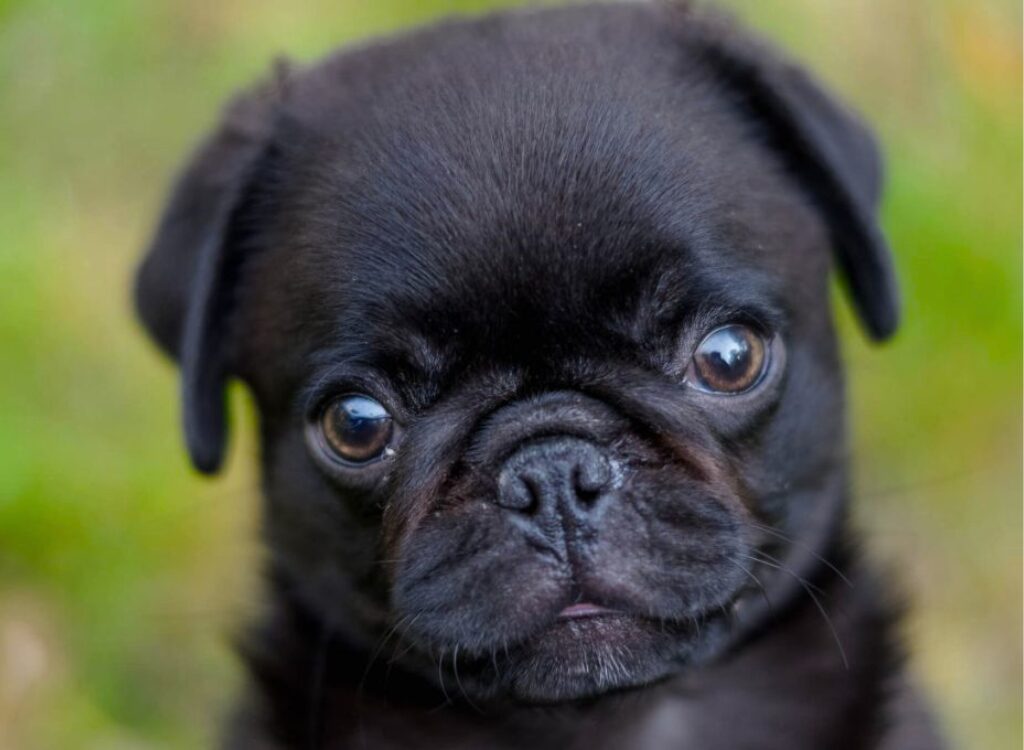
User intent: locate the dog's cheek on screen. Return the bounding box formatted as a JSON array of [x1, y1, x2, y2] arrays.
[[392, 506, 569, 655], [261, 427, 389, 637], [761, 340, 843, 476], [738, 338, 846, 542], [584, 471, 748, 618]]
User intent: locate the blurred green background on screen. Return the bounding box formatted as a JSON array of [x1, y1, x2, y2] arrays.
[[0, 0, 1019, 747]]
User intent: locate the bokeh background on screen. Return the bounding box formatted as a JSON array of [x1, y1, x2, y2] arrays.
[[0, 0, 1019, 747]]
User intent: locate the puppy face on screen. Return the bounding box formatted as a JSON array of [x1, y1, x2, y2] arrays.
[[136, 5, 897, 703]]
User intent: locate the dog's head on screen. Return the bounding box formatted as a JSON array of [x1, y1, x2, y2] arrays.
[[136, 5, 897, 703]]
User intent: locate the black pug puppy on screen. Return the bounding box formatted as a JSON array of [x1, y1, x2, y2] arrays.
[[135, 3, 947, 748]]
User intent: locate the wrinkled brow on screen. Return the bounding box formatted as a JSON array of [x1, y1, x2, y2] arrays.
[[301, 327, 453, 408], [613, 256, 788, 354]]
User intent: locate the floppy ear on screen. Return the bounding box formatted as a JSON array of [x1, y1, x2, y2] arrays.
[[135, 70, 285, 474], [681, 10, 899, 341]]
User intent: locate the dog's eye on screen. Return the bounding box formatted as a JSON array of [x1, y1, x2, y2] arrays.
[[318, 395, 393, 464], [689, 325, 767, 394]]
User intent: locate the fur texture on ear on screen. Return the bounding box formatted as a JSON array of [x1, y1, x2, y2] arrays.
[[134, 66, 287, 473], [678, 8, 900, 341]]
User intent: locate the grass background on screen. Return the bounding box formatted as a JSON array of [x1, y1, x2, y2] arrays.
[[0, 0, 1019, 747]]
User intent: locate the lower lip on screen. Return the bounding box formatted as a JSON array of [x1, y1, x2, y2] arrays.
[[556, 603, 617, 620]]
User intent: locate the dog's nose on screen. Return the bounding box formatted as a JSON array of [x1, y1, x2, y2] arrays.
[[496, 438, 614, 514]]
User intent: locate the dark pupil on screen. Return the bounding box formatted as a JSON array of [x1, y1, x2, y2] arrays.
[[699, 327, 753, 383], [326, 396, 392, 461]]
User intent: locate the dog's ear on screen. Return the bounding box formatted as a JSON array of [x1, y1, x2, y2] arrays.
[[135, 67, 287, 474], [681, 10, 899, 340]]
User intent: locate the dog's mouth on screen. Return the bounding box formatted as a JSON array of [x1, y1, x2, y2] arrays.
[[481, 601, 729, 704], [387, 573, 744, 704], [390, 548, 750, 702], [555, 601, 619, 620]]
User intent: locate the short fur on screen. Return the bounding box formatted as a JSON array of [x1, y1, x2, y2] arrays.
[[135, 3, 945, 748]]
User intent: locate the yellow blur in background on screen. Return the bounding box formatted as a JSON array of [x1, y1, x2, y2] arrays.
[[0, 0, 1019, 747]]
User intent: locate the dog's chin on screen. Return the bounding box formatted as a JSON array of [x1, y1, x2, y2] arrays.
[[420, 609, 732, 705], [499, 614, 690, 703]]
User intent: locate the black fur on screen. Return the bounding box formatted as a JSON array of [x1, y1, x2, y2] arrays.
[[135, 3, 944, 748]]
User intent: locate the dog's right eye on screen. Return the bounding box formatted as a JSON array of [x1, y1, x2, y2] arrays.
[[316, 394, 394, 465]]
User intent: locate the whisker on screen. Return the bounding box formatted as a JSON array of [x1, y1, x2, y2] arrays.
[[386, 613, 423, 666], [726, 558, 773, 611], [743, 552, 848, 670], [452, 644, 483, 714], [794, 580, 848, 670], [745, 552, 826, 597], [436, 648, 453, 708], [748, 521, 853, 588], [358, 614, 410, 697]]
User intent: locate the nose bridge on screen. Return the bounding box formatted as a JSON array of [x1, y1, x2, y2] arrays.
[[466, 390, 628, 471]]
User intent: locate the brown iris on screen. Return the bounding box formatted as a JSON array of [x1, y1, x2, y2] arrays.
[[692, 325, 767, 394], [319, 395, 393, 463]]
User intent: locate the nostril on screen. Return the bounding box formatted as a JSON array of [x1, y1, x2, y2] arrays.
[[573, 453, 611, 500], [497, 467, 541, 513], [521, 475, 543, 514], [573, 480, 601, 505]]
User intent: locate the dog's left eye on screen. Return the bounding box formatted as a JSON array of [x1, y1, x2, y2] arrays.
[[688, 324, 769, 394], [316, 394, 394, 464]]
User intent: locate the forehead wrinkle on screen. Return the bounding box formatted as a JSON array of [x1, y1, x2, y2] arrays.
[[312, 147, 716, 348], [605, 254, 784, 375], [306, 323, 450, 389], [299, 75, 724, 305]]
